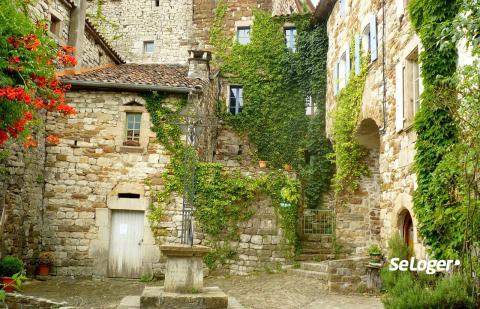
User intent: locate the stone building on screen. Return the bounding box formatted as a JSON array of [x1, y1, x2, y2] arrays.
[[1, 0, 315, 278], [314, 0, 427, 258]]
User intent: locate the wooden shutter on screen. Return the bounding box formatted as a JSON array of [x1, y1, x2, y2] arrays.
[[355, 34, 361, 75], [396, 0, 404, 17], [370, 15, 378, 62], [395, 62, 404, 132]]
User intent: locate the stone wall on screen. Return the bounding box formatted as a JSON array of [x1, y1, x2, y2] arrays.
[[42, 90, 169, 277], [0, 127, 46, 274], [29, 0, 73, 44], [81, 28, 118, 68], [325, 0, 426, 257], [86, 0, 195, 64], [192, 0, 273, 51]]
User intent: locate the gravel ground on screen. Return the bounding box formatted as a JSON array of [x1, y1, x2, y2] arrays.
[[21, 273, 383, 309]]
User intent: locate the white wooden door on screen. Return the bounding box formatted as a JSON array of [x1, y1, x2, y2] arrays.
[[108, 210, 144, 278]]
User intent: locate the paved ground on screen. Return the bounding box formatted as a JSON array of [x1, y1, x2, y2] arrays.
[[22, 273, 383, 309]]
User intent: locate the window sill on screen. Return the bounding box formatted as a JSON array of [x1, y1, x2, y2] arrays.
[[120, 146, 144, 153]]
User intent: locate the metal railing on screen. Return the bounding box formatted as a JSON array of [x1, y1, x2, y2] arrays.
[[303, 209, 335, 235]]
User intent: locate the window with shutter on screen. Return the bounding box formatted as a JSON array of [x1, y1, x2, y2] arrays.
[[370, 15, 378, 62], [355, 34, 361, 75]]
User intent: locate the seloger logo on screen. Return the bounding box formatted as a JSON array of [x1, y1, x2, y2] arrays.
[[389, 257, 461, 274]]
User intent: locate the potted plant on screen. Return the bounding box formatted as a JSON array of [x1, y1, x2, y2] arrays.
[[367, 244, 382, 264], [259, 160, 267, 168], [37, 252, 54, 276], [0, 256, 24, 292]]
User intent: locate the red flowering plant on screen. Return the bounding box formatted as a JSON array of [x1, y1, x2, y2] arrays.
[[0, 0, 77, 147]]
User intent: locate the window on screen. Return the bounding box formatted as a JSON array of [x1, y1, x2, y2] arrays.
[[50, 14, 61, 37], [125, 113, 141, 145], [340, 0, 348, 16], [404, 48, 420, 126], [305, 96, 315, 116], [229, 86, 243, 115], [339, 51, 347, 90], [285, 27, 297, 52], [155, 0, 159, 6], [362, 25, 371, 53], [144, 41, 154, 53], [237, 27, 251, 45]]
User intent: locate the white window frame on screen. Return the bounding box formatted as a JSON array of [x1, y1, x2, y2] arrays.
[[285, 27, 297, 52], [228, 85, 244, 115], [143, 41, 155, 54], [236, 26, 251, 45]]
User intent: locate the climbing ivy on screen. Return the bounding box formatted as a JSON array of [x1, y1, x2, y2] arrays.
[[143, 92, 302, 269], [213, 7, 333, 208], [330, 57, 369, 200], [408, 0, 461, 258]]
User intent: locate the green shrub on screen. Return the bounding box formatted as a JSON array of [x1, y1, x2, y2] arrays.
[[0, 256, 23, 277]]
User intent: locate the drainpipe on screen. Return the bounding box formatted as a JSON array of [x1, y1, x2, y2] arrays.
[[380, 0, 387, 134]]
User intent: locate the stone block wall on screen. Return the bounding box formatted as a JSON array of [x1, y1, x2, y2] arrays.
[[192, 0, 273, 51], [42, 90, 170, 276], [4, 293, 68, 309], [86, 0, 195, 64], [81, 28, 118, 68], [29, 0, 73, 44], [0, 128, 46, 273], [325, 0, 426, 257]]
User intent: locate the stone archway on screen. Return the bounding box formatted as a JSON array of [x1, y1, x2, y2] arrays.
[[335, 118, 382, 256]]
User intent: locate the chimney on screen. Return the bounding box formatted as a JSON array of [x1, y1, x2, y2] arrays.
[[68, 0, 87, 70], [188, 50, 212, 80]]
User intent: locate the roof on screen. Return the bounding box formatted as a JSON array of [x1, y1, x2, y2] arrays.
[[85, 18, 125, 64], [313, 0, 337, 21], [62, 64, 207, 93]]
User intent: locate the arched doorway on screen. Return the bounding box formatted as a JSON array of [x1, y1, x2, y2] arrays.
[[401, 210, 414, 249]]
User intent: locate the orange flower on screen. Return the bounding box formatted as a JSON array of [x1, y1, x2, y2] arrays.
[[24, 135, 37, 148], [46, 135, 60, 145]]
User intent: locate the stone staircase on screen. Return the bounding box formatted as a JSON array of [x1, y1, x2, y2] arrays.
[[286, 257, 370, 292], [295, 234, 337, 262]]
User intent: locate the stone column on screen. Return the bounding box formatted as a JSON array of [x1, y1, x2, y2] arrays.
[[68, 0, 87, 69]]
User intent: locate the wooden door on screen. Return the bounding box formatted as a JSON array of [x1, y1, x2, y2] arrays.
[[403, 214, 414, 250], [108, 210, 144, 278]]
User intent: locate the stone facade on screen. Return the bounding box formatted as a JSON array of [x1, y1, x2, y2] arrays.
[[81, 27, 118, 68], [86, 0, 195, 64], [0, 128, 46, 273], [322, 0, 426, 257]]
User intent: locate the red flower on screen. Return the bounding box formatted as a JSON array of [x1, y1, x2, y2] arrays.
[[46, 135, 60, 145], [56, 104, 77, 115], [24, 135, 37, 148], [0, 130, 8, 145], [62, 45, 75, 53], [34, 98, 45, 109], [24, 112, 33, 121], [22, 34, 41, 51], [7, 36, 19, 48], [8, 56, 20, 64]]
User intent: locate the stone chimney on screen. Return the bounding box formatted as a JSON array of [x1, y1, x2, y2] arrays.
[[188, 50, 212, 80], [68, 0, 87, 69]]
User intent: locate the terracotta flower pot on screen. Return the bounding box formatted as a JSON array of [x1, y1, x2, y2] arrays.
[[1, 277, 15, 293], [37, 264, 50, 276], [259, 160, 267, 168], [283, 164, 292, 172]]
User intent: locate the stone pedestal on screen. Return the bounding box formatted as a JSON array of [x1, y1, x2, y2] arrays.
[[139, 244, 228, 309], [161, 244, 209, 293]]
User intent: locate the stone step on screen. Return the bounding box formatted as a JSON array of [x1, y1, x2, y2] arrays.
[[300, 262, 329, 273], [286, 268, 329, 284], [294, 253, 336, 261], [300, 234, 333, 242], [119, 294, 245, 309], [300, 241, 333, 249], [300, 248, 333, 254]]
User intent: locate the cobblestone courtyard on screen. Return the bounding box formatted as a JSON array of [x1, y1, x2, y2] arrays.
[[22, 273, 383, 309]]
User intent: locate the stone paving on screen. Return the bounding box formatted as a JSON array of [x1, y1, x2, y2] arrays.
[[21, 273, 383, 309]]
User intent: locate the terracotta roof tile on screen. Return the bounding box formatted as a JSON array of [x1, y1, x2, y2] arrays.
[[63, 64, 207, 90]]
